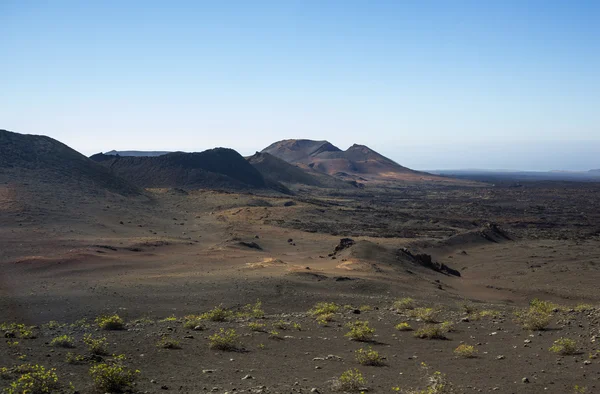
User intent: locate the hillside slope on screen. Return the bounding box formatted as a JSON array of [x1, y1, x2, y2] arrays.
[[0, 129, 138, 195], [91, 149, 277, 191]]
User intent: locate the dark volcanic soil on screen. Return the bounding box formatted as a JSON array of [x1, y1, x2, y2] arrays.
[[1, 180, 600, 393]]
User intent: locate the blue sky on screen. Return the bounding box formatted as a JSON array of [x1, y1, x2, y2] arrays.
[[1, 1, 599, 170]]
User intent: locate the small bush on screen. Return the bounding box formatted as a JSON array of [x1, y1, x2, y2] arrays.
[[478, 309, 500, 319], [96, 314, 125, 330], [460, 301, 477, 314], [395, 322, 412, 331], [238, 300, 265, 319], [83, 334, 108, 355], [359, 305, 372, 312], [331, 368, 366, 392], [515, 308, 552, 331], [50, 335, 75, 348], [309, 302, 340, 317], [414, 324, 448, 340], [208, 328, 240, 351], [316, 313, 335, 325], [400, 363, 455, 394], [393, 297, 415, 311], [355, 347, 384, 366], [292, 322, 302, 331], [268, 330, 283, 340], [183, 315, 205, 330], [65, 352, 86, 365], [89, 360, 138, 393], [454, 344, 477, 358], [201, 305, 232, 322], [549, 338, 577, 355], [156, 337, 181, 349], [345, 321, 375, 342], [4, 365, 60, 394], [160, 315, 177, 322], [248, 322, 266, 332], [440, 321, 454, 333], [410, 307, 438, 323], [530, 298, 560, 314]]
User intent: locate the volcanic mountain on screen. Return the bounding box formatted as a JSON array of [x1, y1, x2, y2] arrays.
[[261, 139, 449, 183], [0, 129, 138, 196], [91, 149, 287, 192], [104, 150, 170, 157], [246, 152, 353, 189]]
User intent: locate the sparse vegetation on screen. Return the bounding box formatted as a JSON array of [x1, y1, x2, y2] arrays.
[[409, 307, 438, 323], [515, 307, 552, 330], [49, 335, 75, 348], [208, 328, 240, 351], [248, 322, 266, 331], [201, 305, 232, 322], [183, 315, 205, 330], [454, 344, 477, 358], [355, 347, 384, 366], [309, 302, 340, 319], [83, 333, 108, 355], [156, 336, 181, 349], [316, 313, 335, 325], [393, 297, 415, 311], [549, 338, 577, 355], [238, 300, 265, 319], [331, 368, 366, 392], [95, 314, 125, 330], [89, 357, 139, 393], [159, 315, 177, 322], [345, 320, 375, 341], [395, 322, 412, 331], [574, 304, 595, 312], [4, 364, 60, 394], [268, 330, 283, 340], [65, 352, 86, 364], [414, 324, 449, 339]]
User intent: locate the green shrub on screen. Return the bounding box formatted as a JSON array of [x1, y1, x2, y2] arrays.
[[248, 322, 266, 331], [332, 368, 366, 392], [355, 347, 384, 366], [156, 337, 181, 349], [345, 321, 375, 342], [49, 335, 75, 348], [308, 302, 339, 317], [4, 364, 60, 394], [89, 360, 138, 393], [410, 307, 438, 323], [208, 328, 240, 351], [393, 297, 415, 311], [238, 300, 265, 319], [316, 313, 335, 325], [292, 322, 302, 331], [95, 314, 125, 330], [549, 338, 577, 355], [83, 334, 108, 355], [268, 330, 283, 340], [201, 305, 232, 322], [515, 308, 552, 330], [159, 315, 177, 322], [182, 315, 205, 330], [414, 324, 449, 340], [454, 344, 477, 358], [395, 322, 412, 331]]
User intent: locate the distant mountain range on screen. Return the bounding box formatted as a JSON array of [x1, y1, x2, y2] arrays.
[[432, 169, 600, 182]]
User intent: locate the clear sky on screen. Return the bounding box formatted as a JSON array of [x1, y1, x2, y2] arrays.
[[1, 1, 599, 170]]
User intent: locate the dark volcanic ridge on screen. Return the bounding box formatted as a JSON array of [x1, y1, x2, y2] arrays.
[[90, 149, 288, 192], [104, 150, 171, 157], [0, 129, 138, 196], [330, 238, 461, 276]]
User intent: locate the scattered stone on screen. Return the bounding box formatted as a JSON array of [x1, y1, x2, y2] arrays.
[[242, 375, 254, 380], [522, 378, 529, 383]]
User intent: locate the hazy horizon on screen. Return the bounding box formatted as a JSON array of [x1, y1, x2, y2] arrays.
[[2, 1, 599, 171]]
